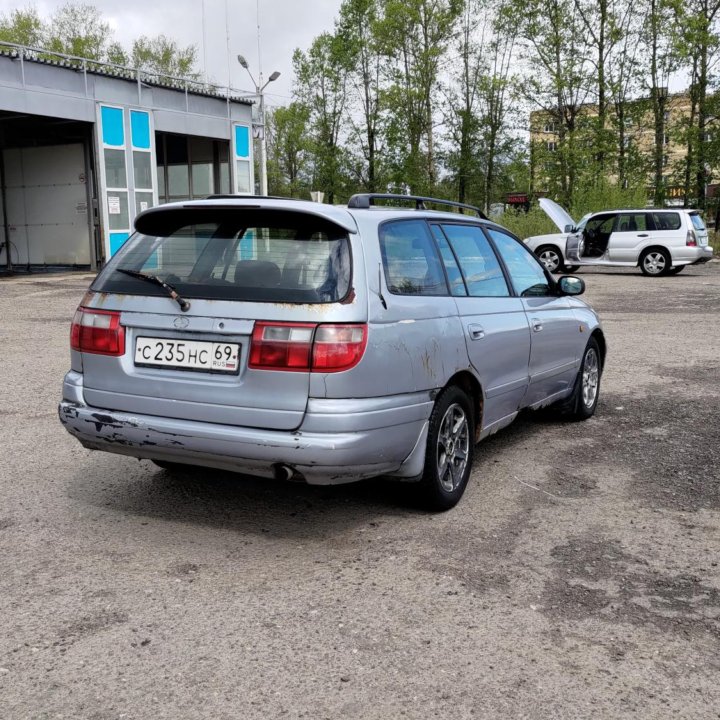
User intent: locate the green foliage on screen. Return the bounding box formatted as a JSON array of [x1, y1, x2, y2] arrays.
[[266, 103, 311, 198], [293, 32, 355, 203], [499, 207, 558, 239], [0, 2, 198, 79], [131, 35, 198, 78], [499, 182, 649, 240], [568, 182, 648, 217], [46, 2, 110, 59], [0, 7, 43, 46]]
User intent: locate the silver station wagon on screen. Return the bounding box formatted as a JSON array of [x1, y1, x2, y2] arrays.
[[59, 194, 606, 509]]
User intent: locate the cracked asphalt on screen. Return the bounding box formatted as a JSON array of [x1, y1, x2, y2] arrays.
[[1, 262, 719, 719]]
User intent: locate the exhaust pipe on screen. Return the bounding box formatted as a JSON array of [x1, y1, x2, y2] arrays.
[[273, 463, 304, 482]]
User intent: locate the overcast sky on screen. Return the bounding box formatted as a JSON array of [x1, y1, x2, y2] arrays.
[[0, 0, 344, 105]]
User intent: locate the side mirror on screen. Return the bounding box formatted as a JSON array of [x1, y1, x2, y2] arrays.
[[563, 224, 575, 233], [558, 276, 585, 296]]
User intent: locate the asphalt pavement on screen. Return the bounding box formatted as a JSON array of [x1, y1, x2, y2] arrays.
[[1, 263, 718, 719]]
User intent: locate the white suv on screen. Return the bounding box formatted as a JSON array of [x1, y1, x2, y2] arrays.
[[525, 198, 714, 276]]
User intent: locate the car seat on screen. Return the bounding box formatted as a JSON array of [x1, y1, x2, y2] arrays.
[[233, 260, 281, 287]]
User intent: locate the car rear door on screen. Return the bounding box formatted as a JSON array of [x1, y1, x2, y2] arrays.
[[79, 207, 361, 431]]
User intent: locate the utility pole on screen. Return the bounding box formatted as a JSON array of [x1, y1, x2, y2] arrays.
[[237, 57, 280, 196]]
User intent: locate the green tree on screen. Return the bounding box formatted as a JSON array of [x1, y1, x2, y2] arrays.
[[375, 0, 462, 194], [0, 7, 44, 46], [640, 0, 677, 205], [46, 2, 111, 59], [442, 0, 485, 205], [511, 0, 593, 206], [670, 0, 720, 209], [266, 103, 311, 197], [337, 0, 387, 192], [131, 35, 198, 78], [606, 6, 646, 188], [293, 32, 352, 203]]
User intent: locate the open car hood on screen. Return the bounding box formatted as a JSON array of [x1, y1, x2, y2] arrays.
[[539, 198, 576, 233]]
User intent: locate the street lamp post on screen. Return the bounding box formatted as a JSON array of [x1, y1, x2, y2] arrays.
[[238, 55, 280, 196]]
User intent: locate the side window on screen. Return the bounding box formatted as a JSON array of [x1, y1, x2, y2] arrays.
[[585, 214, 616, 235], [615, 213, 649, 232], [487, 228, 552, 297], [379, 220, 448, 296], [651, 212, 681, 230], [439, 224, 509, 297], [430, 225, 467, 296]]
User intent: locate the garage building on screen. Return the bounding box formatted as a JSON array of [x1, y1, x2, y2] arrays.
[[0, 43, 255, 273]]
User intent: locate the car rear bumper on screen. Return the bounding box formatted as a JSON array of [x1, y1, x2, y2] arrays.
[[692, 246, 714, 264], [675, 245, 714, 265], [59, 373, 433, 485]]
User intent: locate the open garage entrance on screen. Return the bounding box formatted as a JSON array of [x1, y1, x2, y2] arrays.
[[0, 111, 98, 272]]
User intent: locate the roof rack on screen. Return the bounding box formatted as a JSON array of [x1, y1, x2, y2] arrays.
[[347, 193, 487, 219]]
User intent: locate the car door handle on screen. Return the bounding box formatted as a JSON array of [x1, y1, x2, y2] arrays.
[[467, 323, 485, 340], [637, 233, 649, 237], [531, 318, 543, 332]]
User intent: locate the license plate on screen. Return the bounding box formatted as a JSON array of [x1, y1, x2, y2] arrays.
[[135, 337, 240, 374]]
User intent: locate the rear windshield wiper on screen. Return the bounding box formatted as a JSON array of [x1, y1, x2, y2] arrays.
[[115, 269, 191, 312]]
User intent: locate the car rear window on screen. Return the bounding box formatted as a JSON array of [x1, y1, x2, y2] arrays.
[[651, 212, 681, 230], [92, 209, 351, 303], [690, 213, 706, 231]]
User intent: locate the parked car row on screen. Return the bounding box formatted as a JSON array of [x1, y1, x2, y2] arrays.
[[59, 194, 605, 510]]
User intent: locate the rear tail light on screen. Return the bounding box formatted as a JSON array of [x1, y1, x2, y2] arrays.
[[249, 322, 315, 370], [312, 325, 367, 371], [250, 322, 367, 373], [70, 308, 125, 356], [686, 229, 697, 246]]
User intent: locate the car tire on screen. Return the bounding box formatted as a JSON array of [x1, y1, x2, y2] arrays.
[[418, 385, 475, 511], [563, 265, 580, 273], [555, 337, 602, 420], [536, 245, 564, 273], [640, 248, 671, 276], [668, 265, 685, 274]]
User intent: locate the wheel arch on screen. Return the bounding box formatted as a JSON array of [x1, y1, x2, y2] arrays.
[[535, 243, 565, 262], [590, 329, 607, 369], [637, 244, 671, 265]]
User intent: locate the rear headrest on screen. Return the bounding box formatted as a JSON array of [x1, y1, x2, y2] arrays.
[[234, 260, 281, 287]]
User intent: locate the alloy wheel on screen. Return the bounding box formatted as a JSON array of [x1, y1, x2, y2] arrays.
[[538, 248, 561, 272], [582, 348, 599, 408], [436, 403, 470, 493], [643, 251, 667, 275]]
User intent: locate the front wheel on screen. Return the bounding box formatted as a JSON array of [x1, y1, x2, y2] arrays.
[[418, 386, 475, 511], [640, 248, 671, 276], [556, 338, 602, 420], [536, 245, 564, 273]]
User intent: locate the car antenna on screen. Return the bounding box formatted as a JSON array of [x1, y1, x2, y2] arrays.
[[377, 263, 387, 309]]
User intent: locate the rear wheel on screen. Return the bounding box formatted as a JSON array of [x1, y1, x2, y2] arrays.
[[640, 248, 671, 276], [556, 338, 602, 420], [418, 386, 475, 511], [668, 265, 686, 274]]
